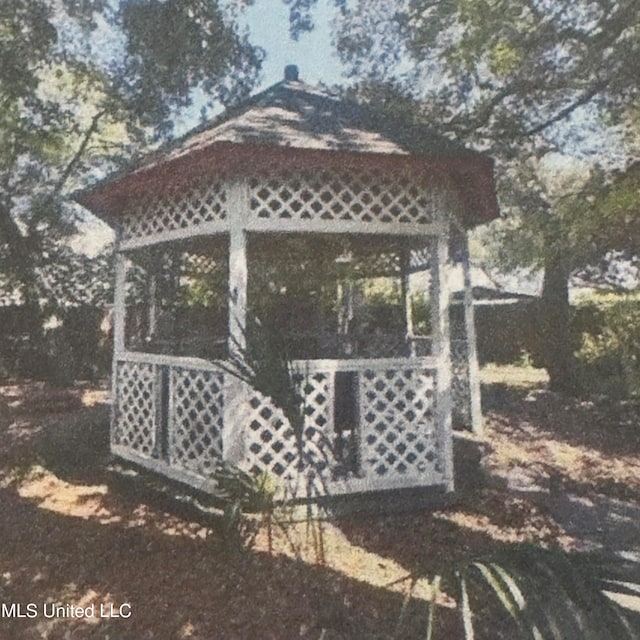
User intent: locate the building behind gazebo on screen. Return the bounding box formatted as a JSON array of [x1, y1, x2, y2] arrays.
[[77, 67, 498, 500]]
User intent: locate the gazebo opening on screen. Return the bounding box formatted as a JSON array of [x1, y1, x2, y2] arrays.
[[123, 237, 229, 360], [247, 233, 432, 361]]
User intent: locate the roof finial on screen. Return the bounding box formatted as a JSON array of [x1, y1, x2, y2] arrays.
[[284, 65, 299, 82]]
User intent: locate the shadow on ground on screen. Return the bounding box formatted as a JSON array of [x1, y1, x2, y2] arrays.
[[2, 378, 640, 639]]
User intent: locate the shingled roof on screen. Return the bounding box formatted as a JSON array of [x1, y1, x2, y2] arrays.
[[77, 67, 498, 226]]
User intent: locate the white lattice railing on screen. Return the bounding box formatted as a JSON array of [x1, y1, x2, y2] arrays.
[[168, 366, 225, 475], [112, 353, 448, 497], [112, 353, 227, 490], [241, 358, 444, 496], [359, 364, 439, 485], [113, 359, 158, 458]]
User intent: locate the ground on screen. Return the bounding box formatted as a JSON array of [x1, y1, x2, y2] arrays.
[[0, 367, 639, 639]]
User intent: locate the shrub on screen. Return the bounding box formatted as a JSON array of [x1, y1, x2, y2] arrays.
[[573, 291, 640, 398]]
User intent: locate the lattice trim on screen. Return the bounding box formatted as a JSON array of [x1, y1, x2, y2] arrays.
[[249, 170, 442, 226], [113, 361, 157, 457], [359, 367, 439, 479], [121, 181, 227, 241], [168, 367, 224, 474]]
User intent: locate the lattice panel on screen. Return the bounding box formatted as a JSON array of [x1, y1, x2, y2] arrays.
[[168, 367, 224, 474], [121, 181, 228, 241], [409, 243, 433, 272], [451, 339, 471, 428], [114, 361, 157, 457], [249, 170, 441, 227], [243, 390, 300, 482], [180, 251, 221, 277], [359, 367, 439, 479], [296, 371, 336, 478]]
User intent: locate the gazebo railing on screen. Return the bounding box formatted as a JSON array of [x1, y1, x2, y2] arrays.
[[112, 352, 227, 491], [111, 352, 449, 497]]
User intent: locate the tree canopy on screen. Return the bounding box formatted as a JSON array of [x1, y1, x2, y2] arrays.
[[282, 0, 640, 390], [0, 0, 262, 312]]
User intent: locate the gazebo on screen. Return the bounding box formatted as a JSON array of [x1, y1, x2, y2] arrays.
[[77, 66, 498, 500]]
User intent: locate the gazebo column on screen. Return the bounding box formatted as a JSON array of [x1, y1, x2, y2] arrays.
[[224, 180, 250, 464], [228, 226, 248, 355], [430, 232, 454, 491], [460, 231, 483, 434], [401, 246, 415, 357], [112, 247, 127, 356]]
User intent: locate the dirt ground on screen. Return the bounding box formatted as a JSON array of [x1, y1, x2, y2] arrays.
[[0, 368, 639, 639]]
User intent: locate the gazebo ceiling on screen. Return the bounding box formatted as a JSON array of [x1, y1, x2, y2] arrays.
[[76, 67, 499, 228]]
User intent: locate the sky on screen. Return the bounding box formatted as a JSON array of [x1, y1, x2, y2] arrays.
[[242, 0, 346, 89]]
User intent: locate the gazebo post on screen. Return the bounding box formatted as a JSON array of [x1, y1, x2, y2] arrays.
[[401, 245, 415, 357], [223, 180, 250, 464], [227, 182, 249, 355], [147, 274, 157, 338], [460, 231, 483, 435], [113, 249, 127, 355], [430, 232, 454, 491], [111, 248, 127, 451]]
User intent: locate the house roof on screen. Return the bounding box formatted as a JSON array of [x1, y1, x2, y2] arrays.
[[76, 67, 498, 227]]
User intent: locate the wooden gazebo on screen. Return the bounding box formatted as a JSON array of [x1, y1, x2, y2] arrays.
[[77, 66, 498, 499]]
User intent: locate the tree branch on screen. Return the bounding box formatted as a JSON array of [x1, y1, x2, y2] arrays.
[[525, 81, 607, 136], [54, 108, 106, 195]]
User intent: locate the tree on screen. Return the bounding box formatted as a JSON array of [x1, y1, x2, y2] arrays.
[[284, 0, 640, 391], [0, 0, 262, 321]]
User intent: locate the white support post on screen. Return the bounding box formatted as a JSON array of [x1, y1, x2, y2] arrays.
[[461, 231, 483, 435], [113, 250, 127, 355], [111, 246, 128, 451], [224, 179, 250, 464], [227, 180, 249, 356], [148, 272, 158, 339], [401, 246, 415, 357], [430, 231, 454, 491]]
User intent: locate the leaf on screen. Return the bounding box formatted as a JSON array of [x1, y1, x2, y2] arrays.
[[457, 571, 475, 640]]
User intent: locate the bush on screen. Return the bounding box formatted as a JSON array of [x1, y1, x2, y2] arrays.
[[573, 291, 640, 399]]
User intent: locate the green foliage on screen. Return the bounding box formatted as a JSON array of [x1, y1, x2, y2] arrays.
[[0, 0, 262, 322], [397, 547, 638, 639], [331, 0, 640, 154], [215, 461, 277, 552], [573, 291, 640, 399], [300, 0, 640, 390], [121, 0, 261, 122], [223, 315, 306, 450], [465, 548, 638, 640]]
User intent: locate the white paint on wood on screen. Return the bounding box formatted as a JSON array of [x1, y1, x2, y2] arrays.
[[113, 252, 127, 354], [227, 180, 250, 355], [119, 221, 229, 252], [430, 231, 454, 491], [460, 231, 483, 434], [401, 246, 415, 356], [222, 376, 247, 464], [246, 217, 445, 237]]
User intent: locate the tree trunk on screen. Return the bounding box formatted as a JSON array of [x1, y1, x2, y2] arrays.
[[540, 253, 577, 394]]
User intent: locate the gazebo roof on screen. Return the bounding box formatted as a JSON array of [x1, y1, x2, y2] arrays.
[[77, 67, 498, 226]]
